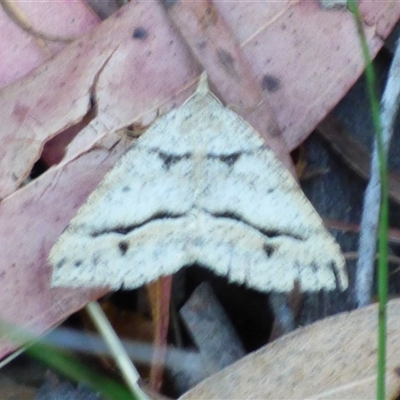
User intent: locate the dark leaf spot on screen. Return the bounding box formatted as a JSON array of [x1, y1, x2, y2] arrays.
[[217, 49, 236, 75], [132, 27, 148, 40], [161, 0, 178, 9], [201, 6, 218, 28], [12, 103, 30, 121], [261, 75, 281, 92], [197, 41, 207, 50]]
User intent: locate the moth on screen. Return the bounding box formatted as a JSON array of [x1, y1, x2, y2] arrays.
[[50, 75, 347, 293]]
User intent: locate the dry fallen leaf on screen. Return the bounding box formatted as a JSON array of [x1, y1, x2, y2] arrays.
[[0, 0, 99, 88], [180, 299, 400, 399]]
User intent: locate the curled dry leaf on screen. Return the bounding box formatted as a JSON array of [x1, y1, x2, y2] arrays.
[[0, 0, 400, 359], [180, 299, 400, 399], [0, 0, 99, 88]]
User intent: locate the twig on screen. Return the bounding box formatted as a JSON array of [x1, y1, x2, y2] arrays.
[[355, 38, 400, 307], [324, 218, 400, 246], [85, 301, 150, 400], [345, 251, 400, 267], [180, 282, 246, 371]]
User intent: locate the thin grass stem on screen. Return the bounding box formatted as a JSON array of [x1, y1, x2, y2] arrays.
[[347, 2, 388, 399]]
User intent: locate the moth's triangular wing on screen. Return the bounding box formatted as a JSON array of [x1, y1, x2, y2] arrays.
[[50, 79, 347, 292]]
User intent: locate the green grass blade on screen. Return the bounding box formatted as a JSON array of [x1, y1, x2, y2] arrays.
[[0, 321, 137, 400], [347, 1, 389, 399], [26, 341, 136, 400]]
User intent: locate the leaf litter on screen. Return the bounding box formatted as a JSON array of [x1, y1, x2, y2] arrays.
[[0, 1, 400, 398]]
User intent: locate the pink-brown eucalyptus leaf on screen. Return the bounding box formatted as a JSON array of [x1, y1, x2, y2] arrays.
[[0, 0, 99, 89], [0, 140, 125, 357]]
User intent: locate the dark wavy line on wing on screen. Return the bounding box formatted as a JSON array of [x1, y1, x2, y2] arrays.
[[90, 210, 305, 242]]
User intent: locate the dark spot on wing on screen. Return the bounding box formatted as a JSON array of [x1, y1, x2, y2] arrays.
[[220, 154, 241, 166], [91, 212, 184, 237], [158, 151, 191, 170], [132, 27, 148, 40], [310, 262, 318, 273], [208, 152, 241, 167], [92, 254, 100, 266], [193, 237, 205, 247], [74, 260, 82, 267], [263, 244, 275, 257], [261, 75, 281, 92], [259, 228, 304, 241], [118, 241, 129, 255], [56, 258, 66, 269], [91, 207, 305, 251]]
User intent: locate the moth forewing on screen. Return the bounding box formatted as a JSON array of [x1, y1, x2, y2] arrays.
[[50, 76, 347, 293]]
